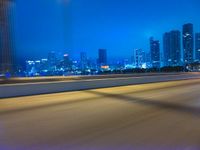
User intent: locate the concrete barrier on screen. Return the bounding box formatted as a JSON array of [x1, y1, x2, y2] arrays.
[[1, 73, 200, 98]]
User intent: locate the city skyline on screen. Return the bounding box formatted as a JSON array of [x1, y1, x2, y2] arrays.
[[24, 22, 200, 63], [14, 0, 200, 60], [17, 22, 200, 61], [19, 22, 200, 77]]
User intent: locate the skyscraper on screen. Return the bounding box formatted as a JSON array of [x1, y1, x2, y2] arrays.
[[133, 49, 145, 68], [0, 0, 14, 74], [80, 52, 88, 71], [48, 51, 57, 67], [171, 31, 181, 66], [62, 54, 72, 70], [131, 50, 136, 65], [183, 23, 194, 64], [150, 37, 160, 68], [195, 33, 200, 62], [163, 32, 171, 66], [163, 30, 181, 66], [98, 49, 107, 66], [47, 51, 57, 72]]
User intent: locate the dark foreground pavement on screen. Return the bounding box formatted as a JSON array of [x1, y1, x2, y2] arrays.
[[1, 79, 200, 150]]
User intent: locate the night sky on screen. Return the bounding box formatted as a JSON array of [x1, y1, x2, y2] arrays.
[[14, 0, 200, 60]]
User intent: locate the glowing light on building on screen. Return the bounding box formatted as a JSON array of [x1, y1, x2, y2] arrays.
[[101, 66, 109, 69], [64, 54, 69, 57]]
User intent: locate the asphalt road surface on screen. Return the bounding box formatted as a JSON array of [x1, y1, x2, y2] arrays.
[[1, 79, 200, 150]]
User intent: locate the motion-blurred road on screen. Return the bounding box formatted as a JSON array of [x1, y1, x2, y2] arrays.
[[1, 79, 200, 150]]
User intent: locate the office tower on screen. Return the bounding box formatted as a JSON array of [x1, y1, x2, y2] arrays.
[[163, 30, 181, 66], [25, 60, 41, 76], [48, 51, 56, 66], [80, 52, 88, 70], [131, 50, 136, 65], [40, 59, 48, 71], [63, 54, 72, 70], [135, 49, 141, 68], [48, 51, 57, 71], [183, 23, 194, 64], [195, 33, 200, 62], [0, 0, 14, 74], [34, 60, 41, 73], [163, 32, 171, 66], [170, 30, 181, 66], [150, 37, 160, 68], [145, 52, 151, 68], [141, 50, 146, 64], [26, 61, 35, 76], [98, 49, 107, 66], [133, 49, 145, 68], [145, 52, 151, 63], [160, 52, 164, 67]]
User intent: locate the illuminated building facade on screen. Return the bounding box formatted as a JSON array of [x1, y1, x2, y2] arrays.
[[150, 37, 160, 68], [183, 23, 194, 64], [195, 33, 200, 62]]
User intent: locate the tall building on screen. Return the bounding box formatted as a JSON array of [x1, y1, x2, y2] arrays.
[[133, 49, 146, 68], [170, 31, 181, 66], [48, 51, 57, 71], [183, 23, 194, 64], [80, 52, 88, 71], [0, 0, 14, 74], [131, 50, 136, 65], [40, 59, 48, 72], [48, 51, 56, 65], [145, 52, 151, 68], [163, 32, 171, 66], [163, 30, 181, 66], [150, 37, 160, 68], [98, 49, 107, 66], [63, 54, 72, 70], [195, 33, 200, 62]]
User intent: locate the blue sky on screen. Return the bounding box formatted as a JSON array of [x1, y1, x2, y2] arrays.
[[14, 0, 200, 60]]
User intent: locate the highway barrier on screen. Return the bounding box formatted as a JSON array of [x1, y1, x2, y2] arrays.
[[1, 73, 200, 98]]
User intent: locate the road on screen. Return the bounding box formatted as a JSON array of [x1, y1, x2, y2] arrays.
[[1, 73, 200, 98], [0, 73, 187, 85], [1, 79, 200, 150]]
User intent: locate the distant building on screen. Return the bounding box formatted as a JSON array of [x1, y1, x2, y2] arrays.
[[163, 32, 171, 66], [170, 31, 181, 66], [150, 37, 160, 68], [26, 61, 35, 76], [98, 49, 107, 66], [40, 59, 48, 72], [141, 50, 146, 65], [48, 51, 56, 65], [132, 49, 146, 68], [26, 60, 41, 76], [34, 60, 41, 72], [145, 52, 151, 68], [183, 23, 194, 64], [48, 51, 57, 71], [131, 50, 136, 65], [80, 52, 88, 71], [163, 30, 181, 66], [62, 54, 72, 71], [195, 33, 200, 62]]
